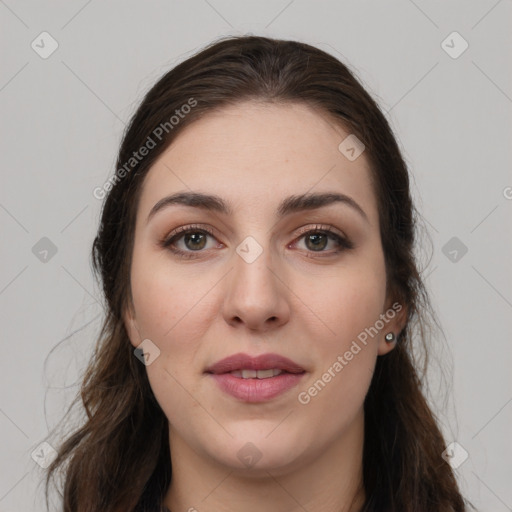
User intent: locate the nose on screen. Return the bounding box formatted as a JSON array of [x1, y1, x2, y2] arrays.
[[221, 242, 291, 332]]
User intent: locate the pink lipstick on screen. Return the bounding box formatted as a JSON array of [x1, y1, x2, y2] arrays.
[[205, 352, 306, 403]]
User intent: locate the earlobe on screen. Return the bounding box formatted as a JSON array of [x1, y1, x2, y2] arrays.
[[377, 299, 408, 355], [385, 332, 396, 343], [378, 331, 397, 355]]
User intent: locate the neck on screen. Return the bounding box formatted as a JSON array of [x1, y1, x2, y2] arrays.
[[164, 410, 366, 512]]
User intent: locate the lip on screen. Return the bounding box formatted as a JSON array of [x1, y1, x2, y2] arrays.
[[204, 352, 305, 375], [208, 372, 306, 402], [204, 352, 306, 403]]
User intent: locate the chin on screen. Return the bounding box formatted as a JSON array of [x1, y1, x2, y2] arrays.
[[206, 430, 308, 475]]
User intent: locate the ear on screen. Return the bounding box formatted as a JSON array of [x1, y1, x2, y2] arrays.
[[377, 295, 408, 356], [123, 303, 142, 349]]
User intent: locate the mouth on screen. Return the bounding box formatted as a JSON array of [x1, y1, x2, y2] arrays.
[[204, 352, 306, 402]]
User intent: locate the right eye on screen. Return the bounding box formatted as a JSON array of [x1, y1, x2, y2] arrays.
[[160, 224, 221, 259]]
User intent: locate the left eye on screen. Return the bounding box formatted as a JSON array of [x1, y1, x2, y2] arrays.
[[294, 230, 349, 252]]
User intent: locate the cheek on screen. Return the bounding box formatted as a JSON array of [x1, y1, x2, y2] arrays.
[[295, 271, 383, 429], [292, 258, 386, 416], [129, 244, 208, 339], [129, 247, 219, 387], [129, 258, 210, 415], [297, 256, 387, 355]]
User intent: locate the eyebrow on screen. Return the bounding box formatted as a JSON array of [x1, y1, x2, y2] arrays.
[[147, 191, 369, 224]]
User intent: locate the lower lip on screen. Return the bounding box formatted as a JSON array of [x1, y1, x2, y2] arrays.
[[207, 372, 306, 402]]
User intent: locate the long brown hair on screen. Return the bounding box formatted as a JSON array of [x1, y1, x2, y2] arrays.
[[44, 35, 476, 511]]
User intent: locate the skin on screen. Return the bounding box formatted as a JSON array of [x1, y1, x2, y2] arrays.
[[124, 101, 407, 512]]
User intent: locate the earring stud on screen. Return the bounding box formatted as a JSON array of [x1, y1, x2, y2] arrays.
[[385, 332, 395, 342]]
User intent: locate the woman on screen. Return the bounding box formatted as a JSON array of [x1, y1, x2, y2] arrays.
[[45, 35, 475, 511]]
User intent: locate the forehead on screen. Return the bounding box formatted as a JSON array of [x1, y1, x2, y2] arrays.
[[137, 101, 378, 224]]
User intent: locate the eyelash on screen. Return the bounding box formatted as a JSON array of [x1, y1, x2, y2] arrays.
[[159, 223, 354, 260]]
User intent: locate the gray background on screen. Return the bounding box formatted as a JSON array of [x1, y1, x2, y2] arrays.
[[1, 1, 511, 511]]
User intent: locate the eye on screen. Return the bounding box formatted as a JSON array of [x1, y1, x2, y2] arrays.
[[160, 224, 220, 259], [291, 224, 354, 257]]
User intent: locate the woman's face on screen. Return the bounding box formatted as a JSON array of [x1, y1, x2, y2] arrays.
[[125, 101, 404, 474]]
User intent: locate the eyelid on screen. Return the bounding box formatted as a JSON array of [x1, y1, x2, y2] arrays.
[[293, 223, 347, 240]]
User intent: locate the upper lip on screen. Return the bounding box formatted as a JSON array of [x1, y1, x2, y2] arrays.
[[205, 352, 306, 375]]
